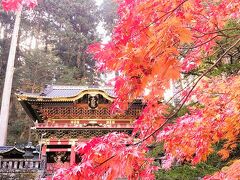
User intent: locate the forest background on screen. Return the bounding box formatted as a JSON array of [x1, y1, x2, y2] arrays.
[[0, 0, 116, 144]]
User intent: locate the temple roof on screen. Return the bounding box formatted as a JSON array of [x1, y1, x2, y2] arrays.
[[0, 146, 25, 157], [0, 146, 14, 152], [15, 85, 118, 122], [16, 84, 143, 123], [16, 84, 116, 102]]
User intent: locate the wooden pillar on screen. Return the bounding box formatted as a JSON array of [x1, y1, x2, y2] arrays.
[[70, 145, 75, 165]]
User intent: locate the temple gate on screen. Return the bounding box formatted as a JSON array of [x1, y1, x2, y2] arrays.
[[16, 85, 143, 176]]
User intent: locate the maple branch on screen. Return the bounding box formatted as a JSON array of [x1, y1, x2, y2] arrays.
[[180, 35, 219, 50], [134, 38, 240, 145], [95, 155, 116, 168], [191, 27, 240, 38], [164, 78, 196, 105], [162, 0, 189, 22]]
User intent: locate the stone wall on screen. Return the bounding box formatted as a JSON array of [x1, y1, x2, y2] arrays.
[[0, 158, 44, 180], [0, 171, 40, 180]]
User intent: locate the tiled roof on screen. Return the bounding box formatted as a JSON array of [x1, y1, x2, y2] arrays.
[[16, 84, 116, 99], [0, 146, 25, 154], [0, 146, 13, 153]]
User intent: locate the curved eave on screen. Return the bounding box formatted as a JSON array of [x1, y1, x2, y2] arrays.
[[0, 147, 25, 155], [16, 89, 115, 102], [17, 100, 41, 122]]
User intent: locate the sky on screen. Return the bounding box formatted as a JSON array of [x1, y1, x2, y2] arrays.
[[95, 0, 111, 43], [95, 0, 103, 6], [94, 0, 114, 85]]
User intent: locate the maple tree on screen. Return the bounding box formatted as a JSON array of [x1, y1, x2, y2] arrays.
[[53, 0, 240, 179]]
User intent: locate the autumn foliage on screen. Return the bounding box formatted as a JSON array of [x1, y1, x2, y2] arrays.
[[1, 0, 37, 11], [52, 0, 240, 179], [59, 0, 240, 179], [158, 76, 240, 166], [89, 0, 239, 109], [53, 133, 158, 179]]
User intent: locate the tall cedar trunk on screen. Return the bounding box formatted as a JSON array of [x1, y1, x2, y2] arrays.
[[0, 10, 22, 145]]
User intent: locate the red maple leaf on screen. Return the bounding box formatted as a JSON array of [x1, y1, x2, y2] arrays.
[[2, 0, 37, 11]]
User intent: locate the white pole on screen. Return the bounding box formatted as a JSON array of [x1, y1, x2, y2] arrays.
[[0, 9, 22, 145]]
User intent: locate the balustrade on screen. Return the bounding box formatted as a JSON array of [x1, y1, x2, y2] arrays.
[[0, 158, 41, 171]]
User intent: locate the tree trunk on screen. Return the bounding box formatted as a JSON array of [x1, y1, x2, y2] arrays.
[[0, 9, 22, 145]]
